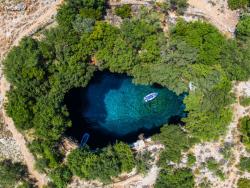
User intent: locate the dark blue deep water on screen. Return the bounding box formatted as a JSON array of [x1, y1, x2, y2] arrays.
[[65, 72, 185, 148]]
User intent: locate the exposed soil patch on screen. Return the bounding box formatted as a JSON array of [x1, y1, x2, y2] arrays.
[[186, 0, 239, 37]]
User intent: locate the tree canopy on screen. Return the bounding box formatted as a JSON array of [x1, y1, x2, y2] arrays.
[[239, 116, 250, 150], [228, 0, 249, 10], [155, 167, 195, 188], [0, 160, 31, 188], [67, 142, 135, 183], [236, 15, 250, 40], [3, 0, 250, 186], [153, 125, 197, 164], [238, 178, 250, 188], [115, 5, 132, 19], [239, 157, 250, 172]]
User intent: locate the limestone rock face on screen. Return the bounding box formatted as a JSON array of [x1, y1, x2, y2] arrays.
[[0, 0, 63, 61]]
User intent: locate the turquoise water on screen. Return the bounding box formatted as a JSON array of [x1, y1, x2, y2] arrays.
[[65, 72, 185, 148]]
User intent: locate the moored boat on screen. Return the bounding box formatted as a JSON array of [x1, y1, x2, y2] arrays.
[[144, 92, 158, 102], [80, 133, 90, 147]]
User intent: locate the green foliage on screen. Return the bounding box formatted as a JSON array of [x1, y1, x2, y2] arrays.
[[3, 18, 95, 165], [237, 178, 250, 188], [153, 125, 195, 164], [220, 40, 250, 81], [198, 178, 212, 188], [6, 90, 34, 130], [3, 37, 47, 93], [0, 160, 29, 188], [206, 157, 219, 171], [239, 116, 250, 150], [67, 148, 98, 180], [35, 158, 50, 173], [170, 0, 188, 14], [155, 167, 194, 188], [29, 140, 62, 170], [156, 1, 188, 15], [17, 181, 34, 188], [56, 0, 106, 28], [183, 65, 233, 141], [157, 2, 170, 13], [240, 96, 250, 107], [121, 15, 162, 50], [67, 142, 135, 183], [115, 5, 132, 19], [187, 153, 196, 167], [215, 169, 225, 181], [228, 0, 249, 10], [4, 1, 250, 185], [184, 99, 232, 141], [239, 157, 250, 172], [205, 157, 225, 179], [132, 63, 189, 95], [89, 22, 136, 73], [236, 15, 250, 40], [219, 142, 233, 160], [171, 20, 226, 65], [49, 165, 72, 188], [113, 142, 135, 172], [135, 151, 152, 174]]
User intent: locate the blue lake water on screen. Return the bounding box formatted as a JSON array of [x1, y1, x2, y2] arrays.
[[65, 72, 185, 148]]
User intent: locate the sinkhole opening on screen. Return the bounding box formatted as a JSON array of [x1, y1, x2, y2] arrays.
[[64, 71, 186, 148]]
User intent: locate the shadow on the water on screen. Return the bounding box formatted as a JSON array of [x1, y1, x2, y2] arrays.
[[64, 71, 125, 148], [64, 71, 185, 149]]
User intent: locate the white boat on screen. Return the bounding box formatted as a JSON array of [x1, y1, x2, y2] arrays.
[[144, 92, 158, 102]]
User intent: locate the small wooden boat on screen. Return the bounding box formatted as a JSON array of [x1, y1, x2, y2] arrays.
[[144, 92, 158, 102]]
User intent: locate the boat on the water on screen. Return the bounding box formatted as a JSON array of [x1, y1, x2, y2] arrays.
[[80, 133, 90, 147], [144, 92, 158, 102]]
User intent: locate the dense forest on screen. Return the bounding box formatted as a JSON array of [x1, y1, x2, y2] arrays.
[[3, 0, 250, 187]]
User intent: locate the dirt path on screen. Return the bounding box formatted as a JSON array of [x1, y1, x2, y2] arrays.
[[0, 0, 64, 187], [12, 0, 63, 46], [0, 79, 48, 186], [1, 86, 48, 186], [0, 0, 63, 60]]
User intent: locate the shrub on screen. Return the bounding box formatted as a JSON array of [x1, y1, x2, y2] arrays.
[[215, 169, 225, 180], [240, 96, 250, 107], [67, 142, 135, 183], [49, 165, 72, 188], [170, 0, 188, 15], [0, 160, 29, 188], [237, 178, 250, 188], [155, 167, 194, 188], [115, 5, 132, 19], [205, 157, 225, 179], [239, 157, 250, 172], [206, 157, 219, 171], [135, 151, 152, 174], [219, 142, 233, 160], [228, 0, 249, 10], [187, 153, 196, 167], [35, 158, 49, 173], [236, 15, 250, 40], [239, 116, 250, 150], [153, 125, 193, 164]]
